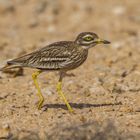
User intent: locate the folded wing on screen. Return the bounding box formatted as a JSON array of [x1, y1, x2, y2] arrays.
[[5, 41, 74, 70]]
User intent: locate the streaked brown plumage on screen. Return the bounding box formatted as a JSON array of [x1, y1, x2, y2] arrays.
[[6, 41, 88, 71], [1, 32, 110, 112]]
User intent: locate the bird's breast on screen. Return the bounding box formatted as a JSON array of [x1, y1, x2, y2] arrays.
[[65, 48, 88, 70]]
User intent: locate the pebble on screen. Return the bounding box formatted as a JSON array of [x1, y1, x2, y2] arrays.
[[28, 18, 39, 28], [112, 6, 126, 16], [0, 124, 12, 139], [0, 0, 15, 14], [42, 88, 53, 96], [35, 0, 47, 14], [47, 25, 56, 33], [111, 42, 123, 49], [89, 85, 105, 95]]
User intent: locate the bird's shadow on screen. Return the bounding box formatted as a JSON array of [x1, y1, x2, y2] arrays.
[[43, 102, 122, 111]]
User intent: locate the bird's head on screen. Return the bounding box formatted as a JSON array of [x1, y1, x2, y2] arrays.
[[75, 32, 110, 49]]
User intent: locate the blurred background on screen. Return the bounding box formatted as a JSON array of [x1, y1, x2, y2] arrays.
[[0, 0, 139, 59], [0, 0, 140, 139]]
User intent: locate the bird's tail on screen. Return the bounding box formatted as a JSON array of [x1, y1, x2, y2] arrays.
[[0, 63, 21, 71]]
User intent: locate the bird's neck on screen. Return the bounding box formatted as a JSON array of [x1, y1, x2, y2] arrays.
[[81, 46, 89, 49]]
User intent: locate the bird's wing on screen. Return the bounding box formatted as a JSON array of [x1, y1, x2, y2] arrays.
[[7, 42, 74, 70], [33, 45, 73, 70]]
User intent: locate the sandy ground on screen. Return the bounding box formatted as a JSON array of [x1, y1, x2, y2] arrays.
[[0, 0, 140, 139]]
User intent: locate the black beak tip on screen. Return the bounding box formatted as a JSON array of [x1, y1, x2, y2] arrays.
[[103, 40, 111, 44]]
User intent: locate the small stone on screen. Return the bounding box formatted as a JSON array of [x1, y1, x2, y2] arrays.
[[0, 0, 15, 14], [112, 42, 122, 49], [0, 124, 12, 139], [112, 6, 126, 16], [135, 108, 140, 112], [28, 18, 39, 28], [47, 25, 56, 33], [89, 85, 105, 95], [35, 0, 47, 14], [80, 116, 86, 123], [42, 88, 53, 96]]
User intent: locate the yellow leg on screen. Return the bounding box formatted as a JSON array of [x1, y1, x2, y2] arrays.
[[32, 71, 44, 110], [56, 82, 74, 112]]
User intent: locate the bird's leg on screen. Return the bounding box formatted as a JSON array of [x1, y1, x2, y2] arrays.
[[56, 72, 74, 112], [32, 70, 44, 110]]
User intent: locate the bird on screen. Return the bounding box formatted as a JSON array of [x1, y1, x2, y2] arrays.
[[1, 32, 110, 112]]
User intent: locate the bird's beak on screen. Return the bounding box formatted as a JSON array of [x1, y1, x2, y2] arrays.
[[95, 39, 111, 44]]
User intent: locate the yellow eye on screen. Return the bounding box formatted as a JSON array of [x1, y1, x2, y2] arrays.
[[84, 36, 93, 41]]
